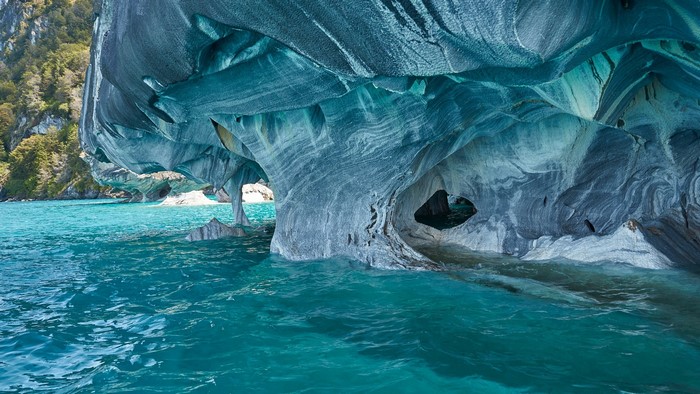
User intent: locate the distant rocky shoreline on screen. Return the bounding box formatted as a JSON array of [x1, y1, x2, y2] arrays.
[[0, 188, 126, 202], [0, 182, 275, 205]]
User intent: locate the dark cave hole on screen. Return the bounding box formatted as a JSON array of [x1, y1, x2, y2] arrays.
[[414, 190, 476, 230], [584, 219, 596, 233], [158, 185, 172, 198]]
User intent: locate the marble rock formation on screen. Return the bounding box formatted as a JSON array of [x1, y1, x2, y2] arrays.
[[186, 218, 246, 241], [84, 154, 206, 202], [81, 1, 700, 269], [214, 188, 232, 204]]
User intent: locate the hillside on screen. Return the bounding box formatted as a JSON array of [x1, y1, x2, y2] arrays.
[[0, 0, 106, 200]]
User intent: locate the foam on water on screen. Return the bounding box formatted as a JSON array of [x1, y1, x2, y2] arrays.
[[1, 200, 699, 392]]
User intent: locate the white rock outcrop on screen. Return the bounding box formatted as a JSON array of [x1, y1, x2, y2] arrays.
[[159, 191, 217, 207], [242, 183, 273, 203]]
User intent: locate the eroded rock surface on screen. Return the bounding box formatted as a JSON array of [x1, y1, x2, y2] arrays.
[[186, 218, 246, 241], [85, 155, 206, 202], [81, 1, 700, 269]]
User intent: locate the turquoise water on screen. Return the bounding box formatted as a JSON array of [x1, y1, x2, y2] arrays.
[[1, 200, 700, 393]]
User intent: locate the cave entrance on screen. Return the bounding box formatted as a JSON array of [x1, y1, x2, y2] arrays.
[[414, 190, 476, 230]]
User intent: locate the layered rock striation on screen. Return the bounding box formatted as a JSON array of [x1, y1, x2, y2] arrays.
[[81, 1, 700, 269], [84, 154, 206, 202]]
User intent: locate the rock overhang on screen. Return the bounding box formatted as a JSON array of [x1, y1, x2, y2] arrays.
[[81, 1, 700, 269]]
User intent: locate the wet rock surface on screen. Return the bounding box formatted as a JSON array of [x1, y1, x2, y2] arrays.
[[81, 1, 700, 269], [186, 218, 246, 241]]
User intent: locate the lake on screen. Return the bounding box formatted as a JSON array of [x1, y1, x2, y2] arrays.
[[1, 199, 699, 392]]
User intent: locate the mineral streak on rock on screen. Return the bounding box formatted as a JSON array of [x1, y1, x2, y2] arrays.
[[81, 1, 700, 269]]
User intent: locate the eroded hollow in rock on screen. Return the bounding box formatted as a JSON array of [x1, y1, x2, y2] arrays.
[[158, 185, 172, 199], [414, 190, 476, 230]]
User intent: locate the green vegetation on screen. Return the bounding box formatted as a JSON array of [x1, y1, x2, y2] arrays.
[[0, 161, 8, 186], [3, 124, 100, 199], [0, 0, 99, 199]]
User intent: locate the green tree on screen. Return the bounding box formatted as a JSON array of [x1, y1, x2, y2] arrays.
[[43, 43, 89, 120], [0, 161, 9, 192], [0, 81, 17, 102], [5, 133, 54, 198], [18, 67, 45, 116], [0, 102, 14, 153]]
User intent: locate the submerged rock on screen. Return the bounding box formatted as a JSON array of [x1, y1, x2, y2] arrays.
[[186, 218, 246, 241], [81, 2, 700, 269]]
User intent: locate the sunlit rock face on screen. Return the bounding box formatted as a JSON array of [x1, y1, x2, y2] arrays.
[[81, 1, 700, 269]]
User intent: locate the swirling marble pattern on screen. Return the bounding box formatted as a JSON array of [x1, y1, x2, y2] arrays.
[[81, 1, 700, 269]]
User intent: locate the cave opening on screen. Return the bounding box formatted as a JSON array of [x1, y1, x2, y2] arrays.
[[414, 190, 476, 230], [240, 180, 274, 204], [158, 185, 172, 199]]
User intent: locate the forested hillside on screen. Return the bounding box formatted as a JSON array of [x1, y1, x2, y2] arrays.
[[0, 0, 106, 200]]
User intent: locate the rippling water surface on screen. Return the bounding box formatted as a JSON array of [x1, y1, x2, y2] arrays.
[[1, 199, 700, 393]]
